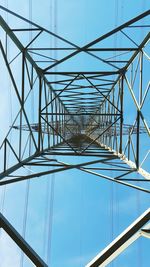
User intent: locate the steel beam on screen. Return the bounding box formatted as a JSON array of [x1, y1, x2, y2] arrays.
[[85, 208, 150, 267], [0, 213, 48, 267]]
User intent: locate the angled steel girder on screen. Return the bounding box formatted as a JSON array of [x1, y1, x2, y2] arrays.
[[0, 213, 48, 267], [85, 208, 150, 267]]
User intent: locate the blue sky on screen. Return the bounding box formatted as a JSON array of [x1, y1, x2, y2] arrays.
[[0, 1, 150, 267]]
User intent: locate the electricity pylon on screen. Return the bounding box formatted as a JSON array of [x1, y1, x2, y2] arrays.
[[0, 6, 150, 266]]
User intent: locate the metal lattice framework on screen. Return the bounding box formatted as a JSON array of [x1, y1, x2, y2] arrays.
[[0, 6, 150, 266]]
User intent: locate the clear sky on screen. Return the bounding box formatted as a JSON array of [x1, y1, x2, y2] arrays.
[[0, 1, 150, 267]]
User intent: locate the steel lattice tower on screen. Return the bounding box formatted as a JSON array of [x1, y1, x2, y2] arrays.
[[0, 6, 150, 267]]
